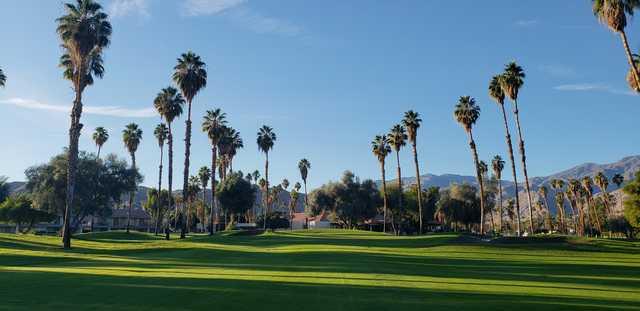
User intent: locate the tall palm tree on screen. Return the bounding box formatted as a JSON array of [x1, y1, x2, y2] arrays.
[[57, 0, 112, 249], [252, 170, 261, 184], [478, 160, 494, 232], [154, 86, 184, 232], [298, 159, 311, 212], [92, 127, 109, 158], [582, 176, 603, 233], [202, 108, 227, 235], [491, 155, 505, 232], [257, 125, 276, 230], [551, 179, 566, 233], [228, 130, 243, 173], [123, 123, 142, 234], [612, 173, 624, 188], [593, 0, 640, 91], [173, 51, 207, 239], [153, 123, 168, 235], [198, 166, 211, 232], [372, 135, 392, 233], [567, 179, 583, 235], [388, 124, 407, 219], [501, 62, 534, 235], [489, 74, 522, 236], [538, 185, 552, 232], [402, 110, 424, 234], [0, 67, 5, 87], [289, 182, 302, 229], [454, 96, 486, 235], [594, 172, 611, 218]]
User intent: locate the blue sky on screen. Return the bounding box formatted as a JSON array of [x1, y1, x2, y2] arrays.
[[0, 0, 639, 189]]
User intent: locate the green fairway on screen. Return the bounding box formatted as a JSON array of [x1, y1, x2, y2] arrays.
[[0, 230, 639, 311]]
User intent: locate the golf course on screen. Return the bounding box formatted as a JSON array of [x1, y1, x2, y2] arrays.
[[1, 230, 638, 311]]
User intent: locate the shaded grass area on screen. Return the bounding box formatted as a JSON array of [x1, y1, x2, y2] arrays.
[[0, 230, 639, 311]]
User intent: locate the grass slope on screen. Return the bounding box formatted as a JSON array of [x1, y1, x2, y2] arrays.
[[0, 230, 639, 311]]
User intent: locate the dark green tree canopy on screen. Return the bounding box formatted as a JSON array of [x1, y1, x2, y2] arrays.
[[25, 151, 140, 230], [0, 195, 55, 233], [217, 172, 257, 216]]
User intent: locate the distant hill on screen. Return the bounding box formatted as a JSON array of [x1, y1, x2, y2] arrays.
[[381, 155, 640, 215]]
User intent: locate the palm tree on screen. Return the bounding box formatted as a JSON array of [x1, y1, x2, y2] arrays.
[[252, 170, 261, 184], [123, 123, 142, 234], [92, 127, 109, 158], [289, 182, 302, 230], [57, 0, 112, 249], [281, 179, 290, 191], [228, 130, 243, 173], [154, 86, 184, 232], [372, 135, 392, 233], [402, 110, 424, 234], [173, 51, 207, 239], [593, 0, 640, 91], [612, 173, 625, 188], [202, 108, 227, 235], [478, 160, 494, 232], [491, 155, 505, 232], [388, 124, 407, 222], [489, 74, 522, 236], [582, 176, 603, 234], [454, 96, 486, 235], [257, 125, 276, 230], [551, 179, 566, 233], [594, 172, 611, 218], [538, 185, 552, 232], [0, 67, 5, 87], [567, 179, 583, 235], [198, 166, 211, 232], [298, 159, 311, 212], [501, 62, 534, 235], [153, 123, 168, 235]]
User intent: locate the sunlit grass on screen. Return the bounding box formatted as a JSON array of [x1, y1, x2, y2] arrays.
[[0, 230, 639, 311]]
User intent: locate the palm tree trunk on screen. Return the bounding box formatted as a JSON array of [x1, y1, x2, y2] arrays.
[[210, 147, 217, 235], [511, 100, 534, 235], [411, 141, 423, 234], [181, 99, 193, 239], [380, 160, 388, 233], [497, 179, 503, 233], [542, 195, 551, 232], [395, 150, 403, 212], [127, 152, 136, 234], [303, 179, 309, 212], [588, 196, 603, 234], [167, 124, 175, 237], [621, 31, 640, 90], [97, 145, 102, 159], [467, 131, 485, 235], [155, 145, 164, 235], [264, 152, 269, 230], [62, 85, 83, 249], [499, 104, 521, 236]]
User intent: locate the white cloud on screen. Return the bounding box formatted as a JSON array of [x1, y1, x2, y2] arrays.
[[109, 0, 150, 19], [228, 8, 301, 37], [515, 19, 538, 27], [182, 0, 246, 16], [0, 98, 157, 118], [182, 0, 302, 37], [553, 83, 636, 96]]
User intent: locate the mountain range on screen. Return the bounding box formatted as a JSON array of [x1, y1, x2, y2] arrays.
[[7, 155, 640, 215]]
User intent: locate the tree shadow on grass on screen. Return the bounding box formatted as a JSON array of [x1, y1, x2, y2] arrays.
[[0, 270, 638, 311]]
